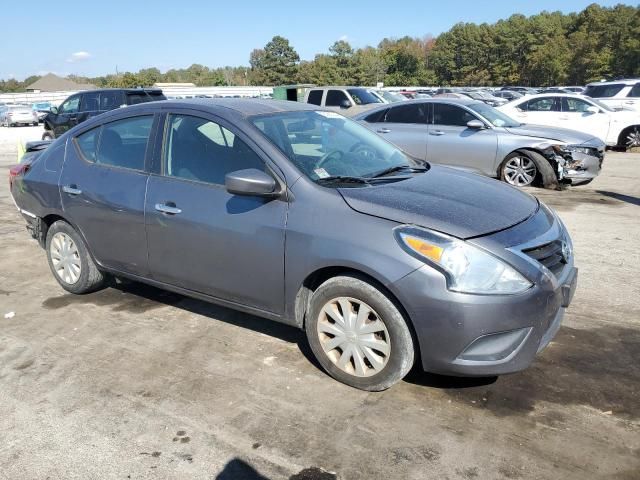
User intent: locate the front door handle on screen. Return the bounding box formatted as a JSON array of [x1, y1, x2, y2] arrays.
[[62, 185, 82, 195], [429, 130, 445, 136], [155, 203, 182, 215], [376, 128, 391, 134]]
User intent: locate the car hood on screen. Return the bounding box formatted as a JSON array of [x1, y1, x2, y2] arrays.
[[339, 166, 539, 239], [504, 124, 597, 144]]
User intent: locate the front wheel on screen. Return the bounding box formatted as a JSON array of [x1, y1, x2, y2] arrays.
[[42, 131, 54, 141], [501, 152, 538, 187], [46, 220, 106, 294], [305, 275, 414, 391]]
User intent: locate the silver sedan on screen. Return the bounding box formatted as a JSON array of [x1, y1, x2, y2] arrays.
[[354, 98, 604, 187]]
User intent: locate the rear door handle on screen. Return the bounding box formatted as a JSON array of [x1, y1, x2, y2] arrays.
[[429, 130, 445, 136], [376, 128, 391, 133], [62, 185, 82, 195], [155, 203, 182, 215]]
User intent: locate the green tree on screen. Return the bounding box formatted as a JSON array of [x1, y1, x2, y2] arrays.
[[250, 36, 299, 85]]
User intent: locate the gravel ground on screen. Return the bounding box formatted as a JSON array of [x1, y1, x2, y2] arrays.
[[0, 130, 638, 480]]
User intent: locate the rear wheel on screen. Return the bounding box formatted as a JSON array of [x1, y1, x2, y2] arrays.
[[620, 126, 640, 149], [305, 275, 414, 391], [46, 221, 106, 294]]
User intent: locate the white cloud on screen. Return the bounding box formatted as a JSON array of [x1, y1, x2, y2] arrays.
[[338, 35, 349, 42], [66, 51, 92, 63]]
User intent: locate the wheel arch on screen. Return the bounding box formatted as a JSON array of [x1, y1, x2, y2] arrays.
[[293, 266, 422, 362]]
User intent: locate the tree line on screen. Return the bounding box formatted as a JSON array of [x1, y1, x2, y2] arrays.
[[2, 3, 638, 93]]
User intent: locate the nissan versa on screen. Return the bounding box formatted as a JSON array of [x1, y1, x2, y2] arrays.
[[9, 99, 577, 391]]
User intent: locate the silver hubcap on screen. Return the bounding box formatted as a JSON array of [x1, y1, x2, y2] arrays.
[[626, 128, 640, 148], [50, 232, 81, 284], [504, 156, 537, 186], [317, 297, 391, 377]]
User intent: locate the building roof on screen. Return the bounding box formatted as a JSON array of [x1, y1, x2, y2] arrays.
[[25, 73, 96, 92]]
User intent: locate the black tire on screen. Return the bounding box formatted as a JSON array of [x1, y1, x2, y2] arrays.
[[45, 220, 106, 294], [500, 150, 559, 190], [42, 131, 54, 141], [305, 275, 414, 391], [618, 126, 640, 150]]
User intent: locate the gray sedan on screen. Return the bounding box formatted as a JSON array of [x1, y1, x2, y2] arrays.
[[355, 99, 604, 187], [10, 99, 577, 391]]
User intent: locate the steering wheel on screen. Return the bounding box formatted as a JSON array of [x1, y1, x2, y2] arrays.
[[316, 150, 344, 170], [349, 142, 378, 160]]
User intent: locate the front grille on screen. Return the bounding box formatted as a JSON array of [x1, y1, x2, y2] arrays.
[[523, 240, 566, 277]]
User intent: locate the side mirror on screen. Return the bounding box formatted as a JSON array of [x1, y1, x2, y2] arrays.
[[50, 106, 58, 114], [340, 99, 352, 109], [586, 106, 599, 114], [225, 169, 279, 197], [466, 119, 486, 129]]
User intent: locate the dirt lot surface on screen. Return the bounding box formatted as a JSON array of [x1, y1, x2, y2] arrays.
[[1, 128, 639, 479]]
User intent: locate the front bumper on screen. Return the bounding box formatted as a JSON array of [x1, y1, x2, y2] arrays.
[[390, 207, 577, 376]]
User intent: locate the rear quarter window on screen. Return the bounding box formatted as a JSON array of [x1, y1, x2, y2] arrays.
[[126, 92, 166, 105]]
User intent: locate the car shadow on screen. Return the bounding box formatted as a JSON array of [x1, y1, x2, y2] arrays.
[[42, 280, 496, 390], [403, 367, 498, 389], [102, 279, 326, 372], [596, 190, 640, 206]]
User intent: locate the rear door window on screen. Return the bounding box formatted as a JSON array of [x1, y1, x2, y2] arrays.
[[325, 90, 349, 107], [100, 91, 125, 110], [432, 104, 476, 126], [307, 90, 323, 106], [80, 92, 100, 112], [584, 84, 625, 98], [96, 116, 153, 170], [385, 104, 428, 124]]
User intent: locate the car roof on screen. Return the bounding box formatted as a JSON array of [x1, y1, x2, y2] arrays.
[[351, 98, 483, 119], [76, 88, 164, 94], [308, 86, 364, 90], [85, 98, 327, 123], [586, 79, 640, 86]]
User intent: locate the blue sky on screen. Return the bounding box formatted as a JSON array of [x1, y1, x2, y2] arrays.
[[1, 0, 632, 80]]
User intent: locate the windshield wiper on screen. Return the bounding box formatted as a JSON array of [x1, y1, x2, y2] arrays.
[[316, 175, 371, 186], [369, 164, 428, 179]]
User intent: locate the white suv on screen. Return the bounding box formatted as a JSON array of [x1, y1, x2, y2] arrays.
[[584, 79, 640, 112], [498, 93, 640, 149]]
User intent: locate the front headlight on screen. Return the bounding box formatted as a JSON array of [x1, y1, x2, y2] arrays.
[[563, 145, 595, 156], [395, 226, 532, 295]]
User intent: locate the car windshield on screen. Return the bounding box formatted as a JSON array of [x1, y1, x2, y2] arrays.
[[251, 110, 422, 184], [347, 88, 384, 105], [379, 91, 406, 103], [467, 102, 522, 127]]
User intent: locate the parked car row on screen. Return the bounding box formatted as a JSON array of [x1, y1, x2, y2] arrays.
[[9, 98, 578, 391]]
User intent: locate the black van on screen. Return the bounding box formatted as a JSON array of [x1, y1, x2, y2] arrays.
[[42, 88, 166, 140]]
